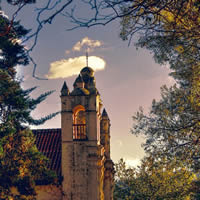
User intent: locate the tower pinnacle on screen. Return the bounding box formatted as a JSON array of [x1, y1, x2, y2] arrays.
[[61, 81, 69, 96], [102, 108, 110, 120]]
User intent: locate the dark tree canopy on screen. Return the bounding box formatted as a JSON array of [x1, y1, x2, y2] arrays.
[[132, 84, 200, 171], [113, 0, 200, 175], [0, 13, 58, 199], [114, 158, 196, 200]]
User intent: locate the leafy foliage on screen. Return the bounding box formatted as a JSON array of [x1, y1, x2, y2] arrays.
[[120, 0, 200, 60], [119, 2, 200, 199], [120, 0, 200, 88], [132, 84, 200, 171], [114, 158, 196, 200], [0, 13, 58, 199], [122, 0, 200, 175], [0, 129, 57, 200]]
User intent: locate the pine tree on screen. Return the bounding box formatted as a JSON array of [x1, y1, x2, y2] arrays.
[[0, 14, 58, 199]]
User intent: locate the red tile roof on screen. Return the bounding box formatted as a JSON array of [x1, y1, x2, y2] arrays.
[[32, 128, 61, 176]]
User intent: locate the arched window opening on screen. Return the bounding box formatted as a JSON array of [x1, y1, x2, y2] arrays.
[[73, 105, 86, 140]]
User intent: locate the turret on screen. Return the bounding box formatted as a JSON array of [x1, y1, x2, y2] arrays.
[[100, 108, 111, 159], [61, 81, 69, 96]]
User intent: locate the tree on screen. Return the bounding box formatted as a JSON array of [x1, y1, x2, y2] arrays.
[[114, 158, 137, 200], [132, 82, 200, 172], [120, 0, 200, 43], [119, 0, 200, 86], [114, 157, 196, 200], [0, 13, 58, 199], [1, 0, 199, 80], [2, 0, 199, 52], [120, 0, 200, 175]]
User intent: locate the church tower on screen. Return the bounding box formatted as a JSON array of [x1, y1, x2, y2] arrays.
[[60, 66, 114, 200]]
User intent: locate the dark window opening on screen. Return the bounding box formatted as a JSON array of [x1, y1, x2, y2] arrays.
[[73, 109, 87, 140]]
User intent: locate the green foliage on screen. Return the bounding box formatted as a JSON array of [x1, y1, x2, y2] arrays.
[[114, 158, 196, 200], [0, 69, 58, 127], [120, 0, 200, 86], [0, 12, 58, 199], [0, 129, 57, 199], [120, 0, 200, 54], [132, 84, 200, 171], [120, 2, 200, 199], [114, 158, 137, 200], [0, 15, 29, 76], [120, 0, 200, 177]]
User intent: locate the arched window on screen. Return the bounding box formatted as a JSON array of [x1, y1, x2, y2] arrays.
[[73, 105, 86, 140]]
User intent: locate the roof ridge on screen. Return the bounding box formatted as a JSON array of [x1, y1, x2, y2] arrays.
[[32, 128, 61, 131], [32, 128, 61, 134]]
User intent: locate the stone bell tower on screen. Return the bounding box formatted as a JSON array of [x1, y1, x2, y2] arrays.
[[60, 66, 114, 200]]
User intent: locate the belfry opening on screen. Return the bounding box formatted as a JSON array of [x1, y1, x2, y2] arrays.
[[73, 105, 86, 140]]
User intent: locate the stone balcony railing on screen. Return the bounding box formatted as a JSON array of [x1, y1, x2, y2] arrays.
[[73, 124, 87, 140]]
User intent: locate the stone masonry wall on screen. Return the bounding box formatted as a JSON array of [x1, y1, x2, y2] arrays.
[[36, 185, 62, 200]]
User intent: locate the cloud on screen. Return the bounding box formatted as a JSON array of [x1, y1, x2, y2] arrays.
[[71, 37, 102, 53], [47, 37, 106, 79], [46, 56, 106, 79]]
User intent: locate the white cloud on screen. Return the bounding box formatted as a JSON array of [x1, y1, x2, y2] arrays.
[[46, 56, 106, 79], [72, 37, 102, 53]]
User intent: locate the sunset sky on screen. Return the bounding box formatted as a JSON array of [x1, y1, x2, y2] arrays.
[[2, 2, 173, 167]]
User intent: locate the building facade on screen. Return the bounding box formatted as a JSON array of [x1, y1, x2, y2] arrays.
[[34, 66, 114, 200]]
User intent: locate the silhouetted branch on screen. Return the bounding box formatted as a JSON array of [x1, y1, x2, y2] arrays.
[[23, 0, 73, 52], [26, 51, 48, 80], [2, 0, 200, 79]]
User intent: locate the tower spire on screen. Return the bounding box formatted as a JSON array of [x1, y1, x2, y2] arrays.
[[61, 81, 69, 96]]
